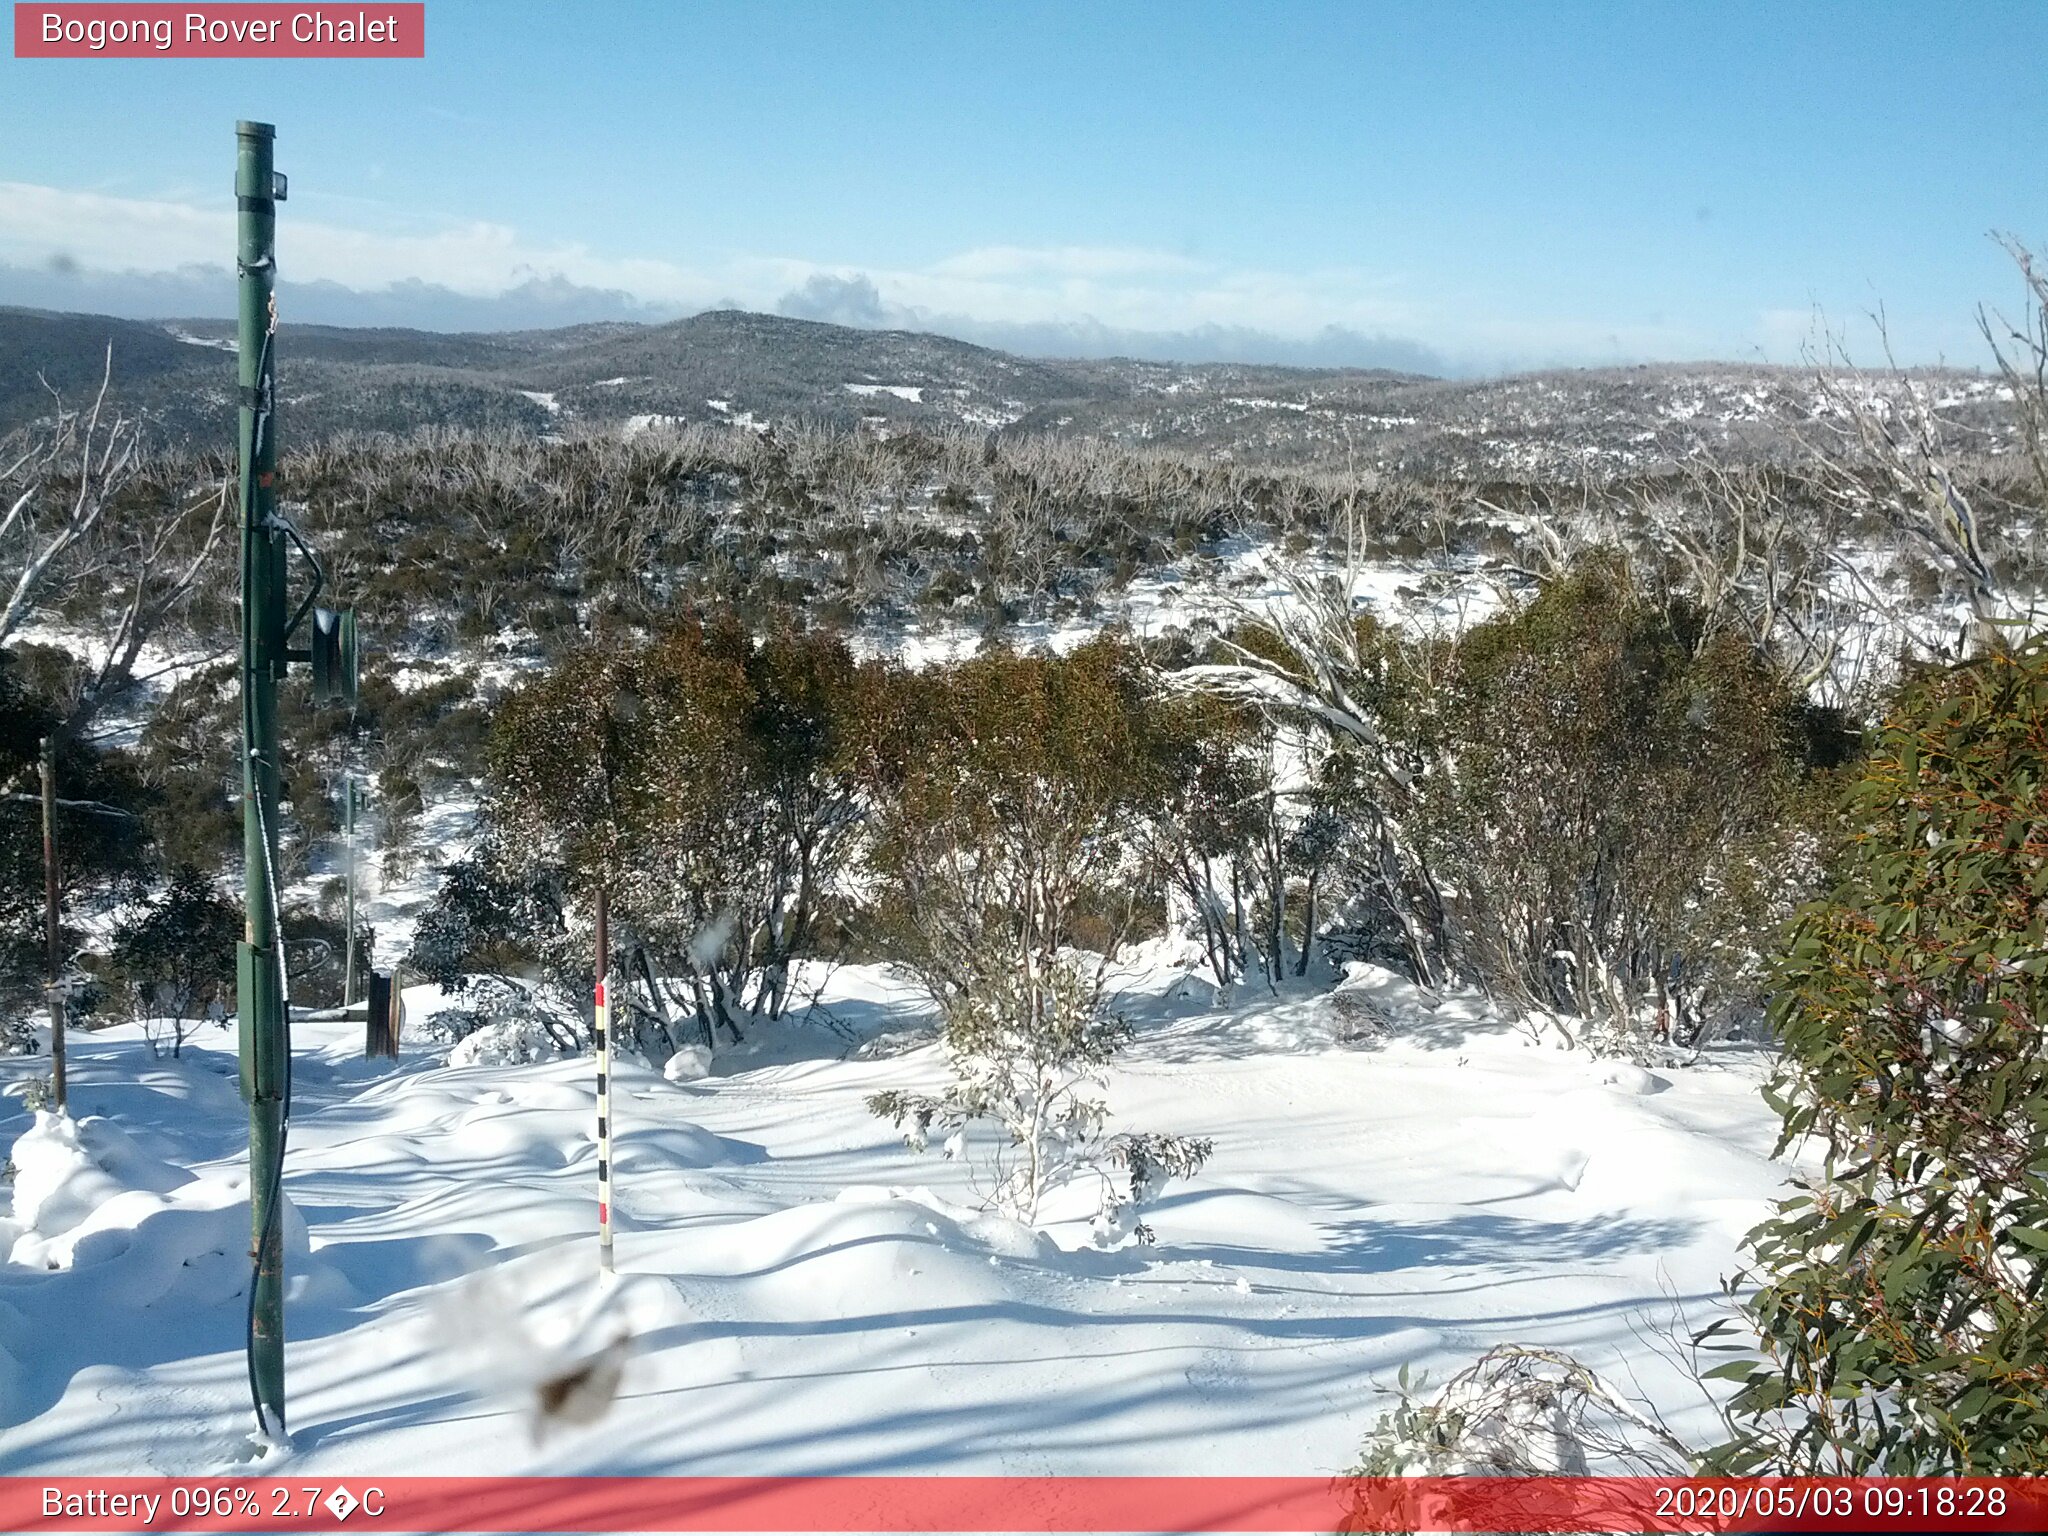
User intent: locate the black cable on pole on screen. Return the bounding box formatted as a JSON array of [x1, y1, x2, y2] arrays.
[[244, 772, 293, 1443]]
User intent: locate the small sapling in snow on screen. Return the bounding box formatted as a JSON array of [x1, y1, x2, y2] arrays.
[[869, 954, 1211, 1238]]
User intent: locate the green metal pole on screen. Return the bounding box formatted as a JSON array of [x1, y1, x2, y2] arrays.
[[235, 118, 289, 1442]]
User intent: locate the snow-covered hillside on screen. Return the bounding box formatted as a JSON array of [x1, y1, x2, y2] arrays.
[[0, 960, 1792, 1475]]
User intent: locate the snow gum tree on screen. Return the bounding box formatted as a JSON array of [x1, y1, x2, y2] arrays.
[[615, 620, 876, 1044], [1707, 634, 2048, 1473], [103, 866, 239, 1057], [0, 360, 230, 766], [1143, 691, 1280, 991], [404, 837, 583, 1052], [1144, 686, 1351, 991], [861, 635, 1160, 1015], [1172, 571, 1454, 989], [443, 618, 878, 1057], [1416, 556, 1827, 1049], [864, 636, 1210, 1232], [0, 649, 153, 1032]]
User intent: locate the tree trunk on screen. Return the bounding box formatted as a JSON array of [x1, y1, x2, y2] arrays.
[[1296, 869, 1319, 977], [40, 738, 65, 1111], [1197, 855, 1234, 988], [1266, 816, 1285, 990], [1379, 822, 1438, 992], [1231, 866, 1252, 984], [633, 943, 682, 1061]]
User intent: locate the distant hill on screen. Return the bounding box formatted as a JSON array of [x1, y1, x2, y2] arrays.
[[0, 308, 198, 429], [0, 304, 2011, 477]]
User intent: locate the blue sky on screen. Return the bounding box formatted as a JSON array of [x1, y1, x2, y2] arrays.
[[3, 1, 2045, 372]]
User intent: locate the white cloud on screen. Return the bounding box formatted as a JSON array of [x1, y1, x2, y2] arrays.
[[1, 182, 225, 271], [0, 180, 736, 307], [928, 245, 1203, 280], [0, 179, 1440, 347], [8, 178, 1944, 371]]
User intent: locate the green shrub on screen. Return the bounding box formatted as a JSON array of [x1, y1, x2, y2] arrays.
[[1707, 634, 2048, 1472], [1417, 556, 1826, 1048], [103, 866, 238, 1056]]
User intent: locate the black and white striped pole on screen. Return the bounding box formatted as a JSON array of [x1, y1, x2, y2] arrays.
[[593, 681, 636, 1280], [595, 883, 613, 1277]]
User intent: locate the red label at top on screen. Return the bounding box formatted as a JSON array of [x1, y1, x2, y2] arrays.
[[15, 4, 426, 57]]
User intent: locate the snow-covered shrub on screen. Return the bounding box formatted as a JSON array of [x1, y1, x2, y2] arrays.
[[447, 1010, 574, 1068], [862, 637, 1162, 1024], [0, 653, 157, 1011], [851, 1025, 937, 1060], [1574, 1005, 1697, 1068], [434, 976, 579, 1063], [1165, 542, 1454, 992], [1145, 698, 1351, 993], [414, 1004, 491, 1045], [408, 844, 570, 997], [861, 641, 1210, 1236], [1323, 988, 1396, 1046], [662, 1044, 712, 1083], [1350, 1346, 1696, 1479], [375, 760, 427, 884], [869, 954, 1210, 1237], [481, 623, 874, 1055], [1144, 692, 1305, 992], [1173, 545, 1834, 1046], [408, 845, 587, 1052]]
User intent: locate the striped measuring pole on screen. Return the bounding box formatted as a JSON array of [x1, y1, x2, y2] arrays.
[[595, 886, 614, 1276]]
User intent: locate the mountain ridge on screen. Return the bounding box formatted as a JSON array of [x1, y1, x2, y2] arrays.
[[0, 302, 2008, 476]]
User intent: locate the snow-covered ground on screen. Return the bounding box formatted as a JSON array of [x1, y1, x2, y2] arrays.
[[849, 538, 1512, 670], [0, 960, 1792, 1476], [843, 384, 925, 404]]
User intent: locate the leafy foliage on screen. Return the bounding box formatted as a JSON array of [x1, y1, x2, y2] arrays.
[[862, 639, 1209, 1234], [0, 651, 154, 1023], [407, 842, 570, 995], [1708, 634, 2048, 1472], [449, 619, 879, 1055], [863, 635, 1162, 1015], [1144, 689, 1307, 991], [103, 866, 237, 1057], [1415, 557, 1827, 1050]]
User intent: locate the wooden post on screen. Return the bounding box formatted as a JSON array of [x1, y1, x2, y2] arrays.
[[342, 774, 356, 1008], [39, 737, 65, 1112], [365, 970, 391, 1059]]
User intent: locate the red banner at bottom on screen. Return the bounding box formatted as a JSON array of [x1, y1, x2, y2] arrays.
[[3, 1476, 2041, 1534]]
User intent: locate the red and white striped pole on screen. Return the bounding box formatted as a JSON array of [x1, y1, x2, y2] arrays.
[[594, 883, 613, 1277]]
